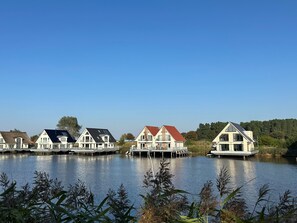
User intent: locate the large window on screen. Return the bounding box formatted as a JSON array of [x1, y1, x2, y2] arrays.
[[234, 144, 243, 151], [219, 134, 229, 142], [233, 134, 243, 141], [220, 144, 229, 151], [226, 125, 237, 132]]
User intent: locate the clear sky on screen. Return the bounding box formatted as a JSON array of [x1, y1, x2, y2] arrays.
[[0, 0, 296, 138]]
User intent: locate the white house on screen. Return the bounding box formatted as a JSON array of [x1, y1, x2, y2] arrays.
[[135, 126, 160, 149], [211, 122, 257, 157], [35, 129, 76, 149], [0, 131, 32, 150], [134, 125, 186, 150], [76, 128, 116, 149]]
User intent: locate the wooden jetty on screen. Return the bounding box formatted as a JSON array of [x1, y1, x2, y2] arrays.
[[71, 147, 119, 156], [130, 148, 189, 158]]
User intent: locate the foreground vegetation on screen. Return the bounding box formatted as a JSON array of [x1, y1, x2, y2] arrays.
[[1, 160, 297, 222]]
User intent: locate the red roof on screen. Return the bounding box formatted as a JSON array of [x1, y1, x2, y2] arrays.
[[163, 125, 185, 141], [145, 126, 160, 136]]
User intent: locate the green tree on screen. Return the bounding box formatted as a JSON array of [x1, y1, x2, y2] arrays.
[[118, 134, 127, 145], [57, 116, 82, 138], [185, 131, 197, 141]]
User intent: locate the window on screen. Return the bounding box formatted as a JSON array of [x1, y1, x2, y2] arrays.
[[233, 134, 243, 141], [0, 138, 3, 143], [234, 144, 243, 151], [220, 144, 229, 151], [219, 134, 229, 141], [226, 125, 237, 132]]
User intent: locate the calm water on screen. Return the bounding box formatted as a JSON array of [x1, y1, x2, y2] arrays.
[[0, 154, 296, 208]]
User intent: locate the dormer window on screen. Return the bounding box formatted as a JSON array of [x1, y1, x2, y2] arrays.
[[58, 136, 67, 142], [104, 135, 109, 142]]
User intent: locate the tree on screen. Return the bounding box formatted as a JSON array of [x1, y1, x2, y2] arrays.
[[30, 135, 39, 143], [126, 133, 135, 141], [185, 131, 197, 141], [57, 116, 81, 138]]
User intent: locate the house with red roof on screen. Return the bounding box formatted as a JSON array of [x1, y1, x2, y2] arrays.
[[135, 126, 160, 149], [135, 125, 186, 150]]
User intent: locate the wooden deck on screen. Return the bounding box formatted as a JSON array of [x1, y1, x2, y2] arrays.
[[0, 148, 32, 153], [130, 148, 189, 158], [210, 150, 259, 159], [0, 147, 119, 156], [71, 147, 119, 155]]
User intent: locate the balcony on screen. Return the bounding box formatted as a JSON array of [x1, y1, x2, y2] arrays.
[[155, 137, 171, 142]]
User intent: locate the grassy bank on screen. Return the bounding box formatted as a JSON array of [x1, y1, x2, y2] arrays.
[[185, 140, 212, 155], [118, 141, 136, 154]]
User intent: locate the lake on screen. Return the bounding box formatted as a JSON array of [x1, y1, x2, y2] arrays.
[[0, 154, 296, 209]]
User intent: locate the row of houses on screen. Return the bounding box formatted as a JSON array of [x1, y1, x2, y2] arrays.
[[0, 122, 258, 157], [0, 128, 117, 150]]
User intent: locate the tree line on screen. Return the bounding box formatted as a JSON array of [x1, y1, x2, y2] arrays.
[[183, 119, 297, 149]]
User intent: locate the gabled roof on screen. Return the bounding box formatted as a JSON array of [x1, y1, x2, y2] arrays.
[[163, 125, 185, 141], [86, 128, 116, 143], [145, 126, 160, 136], [0, 131, 33, 144], [230, 122, 255, 142], [44, 129, 76, 143]]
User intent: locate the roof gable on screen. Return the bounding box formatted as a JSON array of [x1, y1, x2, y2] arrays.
[[163, 125, 185, 141], [145, 126, 160, 136], [44, 129, 76, 143], [86, 128, 116, 143], [230, 122, 254, 142]]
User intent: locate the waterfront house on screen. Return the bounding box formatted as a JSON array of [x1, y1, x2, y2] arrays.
[[76, 128, 116, 149], [154, 125, 186, 150], [135, 126, 160, 149], [0, 131, 32, 150], [134, 125, 186, 150], [35, 129, 76, 149], [211, 122, 257, 157]]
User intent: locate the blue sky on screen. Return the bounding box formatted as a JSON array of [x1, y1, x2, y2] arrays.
[[0, 0, 297, 138]]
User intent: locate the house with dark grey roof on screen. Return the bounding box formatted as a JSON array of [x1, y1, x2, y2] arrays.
[[76, 128, 116, 149], [0, 131, 33, 150], [211, 122, 258, 157], [35, 129, 76, 149]]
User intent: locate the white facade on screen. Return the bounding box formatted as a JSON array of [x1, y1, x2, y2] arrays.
[[35, 130, 74, 149], [154, 126, 185, 150], [76, 128, 115, 149], [136, 126, 158, 149], [211, 122, 257, 156]]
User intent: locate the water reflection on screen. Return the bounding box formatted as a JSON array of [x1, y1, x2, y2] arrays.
[[0, 154, 296, 208]]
